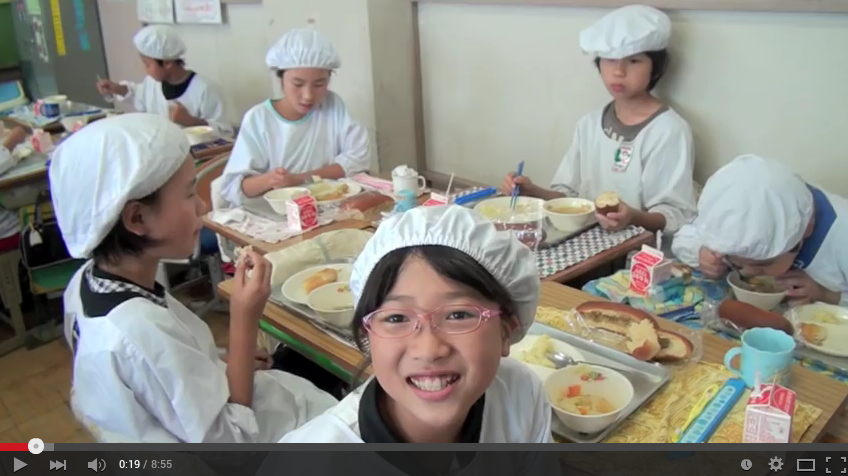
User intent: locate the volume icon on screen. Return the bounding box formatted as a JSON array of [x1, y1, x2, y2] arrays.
[[88, 459, 105, 473], [50, 460, 66, 471]]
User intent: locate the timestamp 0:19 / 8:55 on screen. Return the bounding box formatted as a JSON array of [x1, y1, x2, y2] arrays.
[[119, 459, 173, 470]]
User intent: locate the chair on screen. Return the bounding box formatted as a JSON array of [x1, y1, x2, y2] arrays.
[[157, 153, 228, 317]]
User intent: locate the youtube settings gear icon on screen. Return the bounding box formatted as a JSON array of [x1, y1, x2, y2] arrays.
[[770, 457, 784, 472]]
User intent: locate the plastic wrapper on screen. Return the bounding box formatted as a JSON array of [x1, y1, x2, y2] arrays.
[[485, 198, 546, 251], [534, 305, 703, 373]]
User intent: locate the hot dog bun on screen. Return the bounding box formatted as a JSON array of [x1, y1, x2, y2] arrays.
[[576, 302, 660, 360], [595, 191, 620, 216], [654, 330, 694, 362], [717, 299, 794, 335]]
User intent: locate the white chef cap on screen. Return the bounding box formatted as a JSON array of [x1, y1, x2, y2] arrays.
[[350, 205, 540, 344], [133, 25, 186, 60], [49, 113, 190, 259], [694, 154, 814, 260], [265, 28, 341, 71], [579, 5, 671, 59]]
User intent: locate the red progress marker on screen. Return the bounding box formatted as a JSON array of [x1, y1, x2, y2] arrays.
[[0, 443, 29, 451]]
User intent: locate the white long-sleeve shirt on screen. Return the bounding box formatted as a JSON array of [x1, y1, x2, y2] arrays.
[[219, 92, 371, 206], [550, 106, 697, 236], [0, 146, 22, 239], [116, 74, 233, 137]]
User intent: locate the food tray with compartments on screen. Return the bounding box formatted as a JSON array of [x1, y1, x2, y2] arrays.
[[528, 322, 670, 443]]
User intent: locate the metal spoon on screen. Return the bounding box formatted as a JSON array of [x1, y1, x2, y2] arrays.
[[546, 351, 638, 379], [722, 257, 753, 288]]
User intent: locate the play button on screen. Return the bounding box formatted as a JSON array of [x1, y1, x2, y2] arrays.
[[13, 458, 27, 472]]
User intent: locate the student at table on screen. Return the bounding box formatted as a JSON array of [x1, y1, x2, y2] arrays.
[[673, 154, 848, 307], [0, 126, 27, 251], [278, 205, 551, 443], [95, 25, 233, 136], [219, 28, 370, 206], [49, 113, 337, 442], [501, 5, 696, 237]]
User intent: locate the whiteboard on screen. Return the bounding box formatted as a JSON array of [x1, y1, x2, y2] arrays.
[[137, 0, 175, 24], [174, 0, 223, 24]]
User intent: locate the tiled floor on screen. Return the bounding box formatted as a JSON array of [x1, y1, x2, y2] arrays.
[[0, 306, 230, 444]]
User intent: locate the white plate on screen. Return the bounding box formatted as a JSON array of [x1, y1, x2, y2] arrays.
[[281, 263, 353, 305], [307, 181, 362, 205], [510, 334, 585, 381], [790, 303, 848, 358]]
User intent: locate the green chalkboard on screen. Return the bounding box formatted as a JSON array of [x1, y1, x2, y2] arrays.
[[0, 2, 20, 68]]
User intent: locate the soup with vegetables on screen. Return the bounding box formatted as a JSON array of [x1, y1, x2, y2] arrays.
[[546, 203, 593, 215]]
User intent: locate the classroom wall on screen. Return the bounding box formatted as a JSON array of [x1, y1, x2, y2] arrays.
[[418, 5, 848, 194], [98, 2, 848, 191]]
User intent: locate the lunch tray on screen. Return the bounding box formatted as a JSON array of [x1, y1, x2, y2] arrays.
[[540, 220, 599, 250], [528, 322, 671, 443], [709, 319, 848, 377], [268, 287, 359, 349]]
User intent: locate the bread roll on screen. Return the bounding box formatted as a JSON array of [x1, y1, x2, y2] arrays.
[[303, 268, 339, 294], [799, 322, 827, 346], [654, 330, 694, 362], [340, 191, 393, 213], [625, 319, 662, 361], [595, 192, 620, 216], [717, 299, 794, 335]]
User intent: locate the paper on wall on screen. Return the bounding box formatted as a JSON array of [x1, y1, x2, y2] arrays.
[[174, 0, 222, 24], [137, 0, 175, 24]]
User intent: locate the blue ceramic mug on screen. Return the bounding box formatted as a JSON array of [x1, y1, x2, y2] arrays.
[[723, 327, 795, 388]]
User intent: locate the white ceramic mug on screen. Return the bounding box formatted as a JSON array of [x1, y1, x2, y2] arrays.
[[392, 173, 426, 196]]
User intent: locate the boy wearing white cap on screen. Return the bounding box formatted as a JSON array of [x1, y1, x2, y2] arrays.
[[219, 28, 370, 206], [51, 113, 336, 442], [96, 25, 233, 136], [275, 205, 552, 444], [673, 155, 848, 307], [502, 5, 696, 238]]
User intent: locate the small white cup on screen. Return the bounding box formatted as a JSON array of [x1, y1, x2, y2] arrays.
[[392, 173, 426, 196]]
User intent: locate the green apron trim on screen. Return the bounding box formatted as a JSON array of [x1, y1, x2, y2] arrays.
[[258, 319, 354, 382]]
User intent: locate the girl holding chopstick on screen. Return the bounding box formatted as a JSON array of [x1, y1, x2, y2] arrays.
[[501, 5, 697, 238]]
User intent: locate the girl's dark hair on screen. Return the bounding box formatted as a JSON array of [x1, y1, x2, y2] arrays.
[[275, 69, 334, 79], [349, 245, 516, 386], [156, 59, 186, 67], [91, 191, 162, 265], [594, 49, 669, 91]]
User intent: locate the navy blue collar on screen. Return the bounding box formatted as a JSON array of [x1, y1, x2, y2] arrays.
[[794, 185, 836, 269]]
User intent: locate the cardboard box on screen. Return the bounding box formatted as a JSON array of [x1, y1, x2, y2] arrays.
[[742, 383, 796, 443], [286, 194, 318, 231]]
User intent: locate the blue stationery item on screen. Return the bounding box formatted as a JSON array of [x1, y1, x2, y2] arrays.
[[510, 161, 525, 209], [396, 189, 416, 212], [724, 327, 795, 388], [678, 378, 746, 443], [454, 187, 498, 206]]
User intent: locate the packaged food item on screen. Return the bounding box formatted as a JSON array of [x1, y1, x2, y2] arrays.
[[743, 383, 796, 443], [629, 245, 673, 295], [30, 129, 55, 153], [286, 193, 318, 231], [654, 329, 694, 362], [339, 191, 393, 213], [717, 299, 794, 335], [574, 302, 661, 361]]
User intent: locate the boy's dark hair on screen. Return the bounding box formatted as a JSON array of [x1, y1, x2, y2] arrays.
[[276, 69, 286, 78], [156, 59, 186, 67], [92, 191, 162, 264], [594, 49, 669, 91], [349, 245, 516, 387]]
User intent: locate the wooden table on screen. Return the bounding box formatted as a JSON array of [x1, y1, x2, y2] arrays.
[[217, 279, 848, 443]]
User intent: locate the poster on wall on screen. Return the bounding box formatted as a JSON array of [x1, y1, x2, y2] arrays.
[[174, 0, 222, 24], [137, 0, 175, 24]]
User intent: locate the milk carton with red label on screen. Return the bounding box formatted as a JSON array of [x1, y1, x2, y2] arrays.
[[743, 383, 796, 443], [286, 193, 318, 231], [629, 245, 673, 295]]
